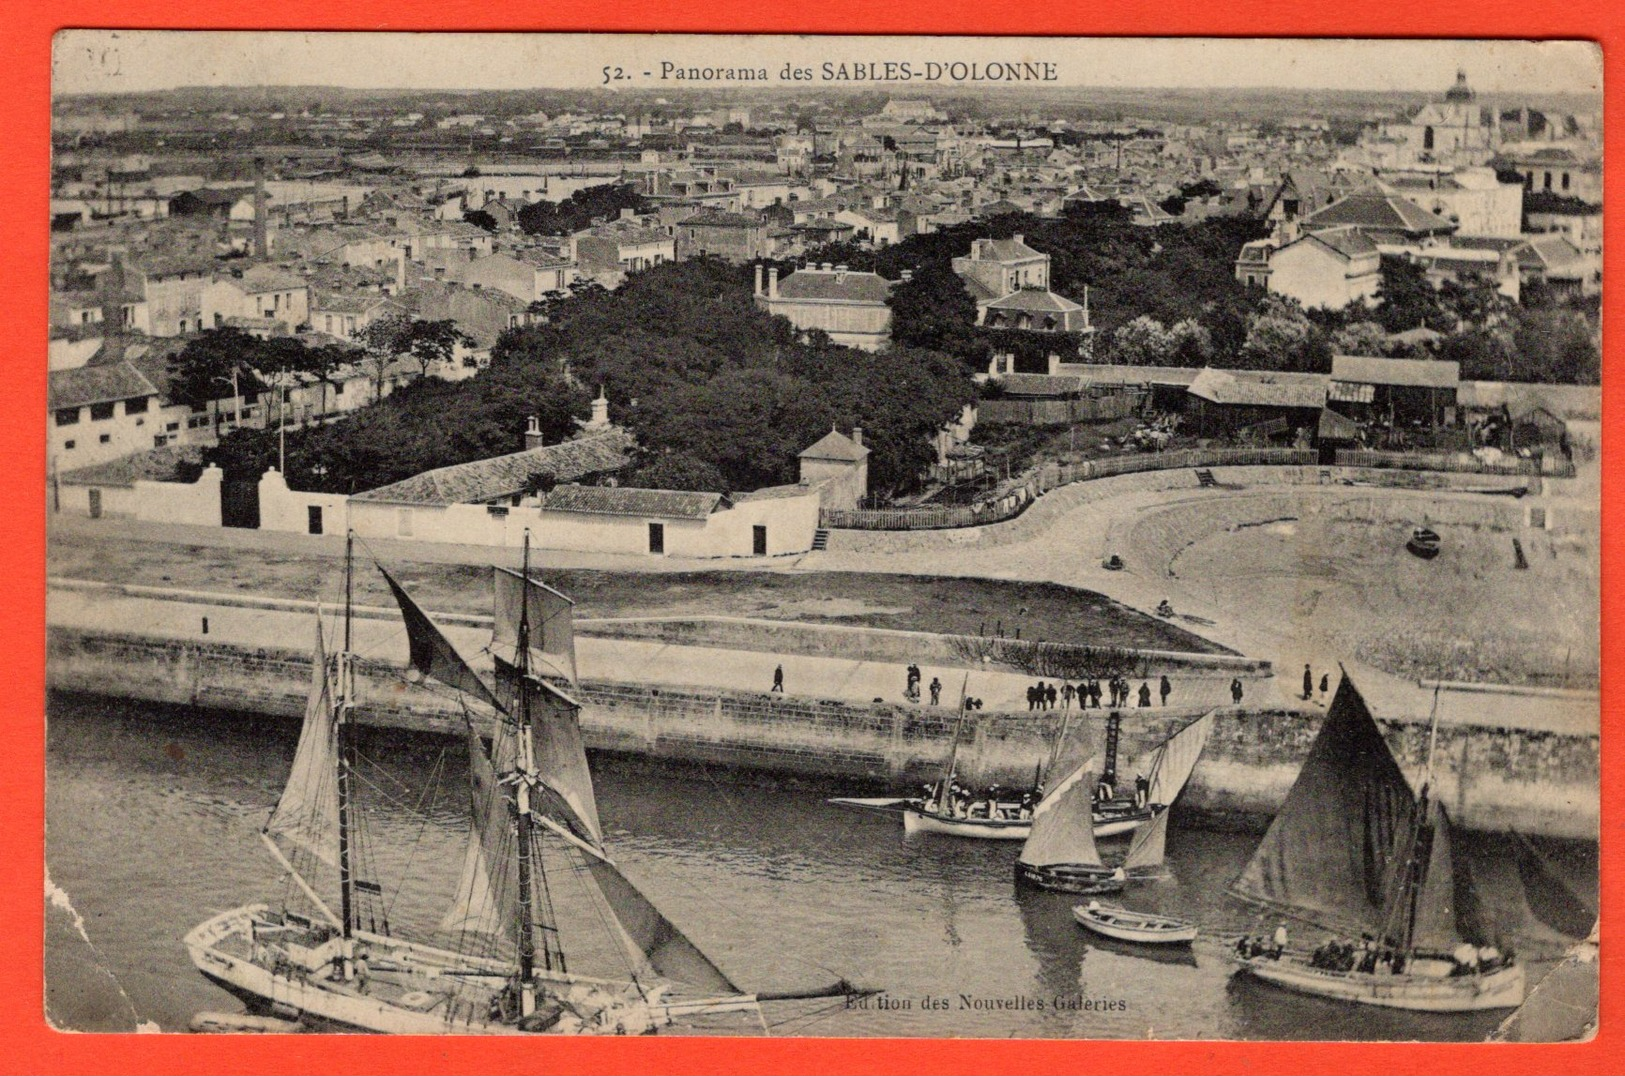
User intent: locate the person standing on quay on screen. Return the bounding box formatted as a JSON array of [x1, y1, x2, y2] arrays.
[[1138, 681, 1152, 708], [1061, 682, 1076, 709], [1302, 663, 1314, 701], [1319, 673, 1330, 704], [772, 664, 784, 693], [1045, 682, 1058, 710], [1027, 684, 1038, 711], [1159, 674, 1171, 707], [1231, 677, 1244, 705], [929, 677, 942, 707]]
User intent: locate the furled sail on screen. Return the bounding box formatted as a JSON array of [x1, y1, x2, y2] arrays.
[[493, 567, 578, 684], [583, 858, 740, 995], [1230, 676, 1422, 939], [379, 565, 504, 713], [456, 720, 521, 954], [265, 618, 340, 870], [1018, 758, 1104, 869], [493, 656, 602, 846]]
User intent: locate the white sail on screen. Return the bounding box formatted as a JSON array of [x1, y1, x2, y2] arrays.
[[493, 567, 579, 684], [1018, 758, 1103, 868], [1136, 711, 1217, 805], [438, 826, 508, 939], [1121, 808, 1169, 871], [265, 618, 339, 869]]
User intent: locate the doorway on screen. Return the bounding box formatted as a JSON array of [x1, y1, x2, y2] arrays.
[[752, 525, 767, 556], [308, 505, 324, 535], [648, 522, 664, 555]]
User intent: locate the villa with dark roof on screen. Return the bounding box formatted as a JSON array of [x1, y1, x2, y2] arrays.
[[753, 263, 894, 351]]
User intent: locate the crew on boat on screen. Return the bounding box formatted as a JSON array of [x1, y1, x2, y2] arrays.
[[1272, 923, 1289, 958], [1133, 773, 1150, 808]]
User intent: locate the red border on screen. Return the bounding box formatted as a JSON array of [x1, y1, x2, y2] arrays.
[[8, 4, 1619, 1074]]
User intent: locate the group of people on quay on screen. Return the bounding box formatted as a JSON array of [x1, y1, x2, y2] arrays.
[[920, 779, 1038, 821], [1026, 675, 1173, 710]]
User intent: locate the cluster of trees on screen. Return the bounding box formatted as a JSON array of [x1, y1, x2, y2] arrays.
[[493, 259, 976, 494], [517, 183, 650, 236], [803, 202, 1269, 371]]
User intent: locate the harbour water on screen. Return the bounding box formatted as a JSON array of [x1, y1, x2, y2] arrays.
[[45, 692, 1592, 1040]]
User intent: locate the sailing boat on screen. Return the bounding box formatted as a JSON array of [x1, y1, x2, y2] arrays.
[[1229, 674, 1525, 1012], [1015, 712, 1215, 894], [900, 676, 1033, 839], [186, 533, 866, 1034]]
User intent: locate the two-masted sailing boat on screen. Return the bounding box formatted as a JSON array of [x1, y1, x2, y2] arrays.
[[1014, 712, 1215, 893], [186, 534, 865, 1034], [1229, 674, 1525, 1012]]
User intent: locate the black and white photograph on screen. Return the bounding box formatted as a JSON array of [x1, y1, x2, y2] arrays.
[[45, 32, 1601, 1041]]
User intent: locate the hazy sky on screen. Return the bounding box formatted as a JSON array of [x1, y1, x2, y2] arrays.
[[54, 33, 1601, 98]]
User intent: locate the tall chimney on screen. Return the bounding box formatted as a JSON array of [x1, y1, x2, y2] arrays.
[[253, 156, 268, 260], [767, 267, 778, 299], [525, 415, 544, 450], [852, 427, 864, 447], [754, 263, 763, 296]]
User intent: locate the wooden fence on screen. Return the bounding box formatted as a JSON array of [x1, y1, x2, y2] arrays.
[[1335, 449, 1576, 478], [821, 448, 1318, 531], [976, 391, 1146, 427]]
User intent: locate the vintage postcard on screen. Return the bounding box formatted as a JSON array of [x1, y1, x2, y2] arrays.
[[43, 31, 1600, 1049]]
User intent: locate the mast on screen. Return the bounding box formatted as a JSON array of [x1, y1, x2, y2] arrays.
[[334, 531, 357, 973], [1378, 686, 1443, 954], [513, 531, 540, 1017], [937, 674, 971, 813]]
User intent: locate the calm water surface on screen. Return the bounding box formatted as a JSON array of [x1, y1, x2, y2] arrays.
[[45, 693, 1589, 1040]]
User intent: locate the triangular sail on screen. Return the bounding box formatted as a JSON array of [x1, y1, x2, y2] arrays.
[[1231, 676, 1419, 938], [493, 567, 579, 684], [1407, 801, 1488, 952], [1144, 711, 1216, 805], [583, 858, 740, 995], [493, 656, 603, 846], [1018, 758, 1103, 868], [438, 825, 507, 940], [379, 564, 504, 713], [265, 618, 340, 870], [461, 720, 521, 956], [1122, 807, 1169, 871]]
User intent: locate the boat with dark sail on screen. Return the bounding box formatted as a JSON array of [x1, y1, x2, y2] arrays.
[[1015, 712, 1215, 894], [1229, 675, 1525, 1012], [186, 533, 867, 1034]]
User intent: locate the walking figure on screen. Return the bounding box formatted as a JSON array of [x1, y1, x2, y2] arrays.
[[1230, 677, 1244, 705], [1159, 674, 1171, 707], [1137, 681, 1152, 708], [929, 677, 942, 707], [1061, 682, 1076, 709], [772, 664, 784, 693], [1090, 678, 1102, 709], [1302, 664, 1314, 702]]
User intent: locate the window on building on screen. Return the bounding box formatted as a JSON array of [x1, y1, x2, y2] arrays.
[[1562, 173, 1571, 191], [99, 433, 111, 444], [64, 440, 75, 450], [1423, 126, 1434, 150], [167, 422, 179, 432], [1544, 172, 1553, 190], [55, 409, 80, 427], [89, 402, 115, 421], [125, 397, 149, 414]]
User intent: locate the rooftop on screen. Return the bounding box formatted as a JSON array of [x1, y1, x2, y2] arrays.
[[48, 359, 159, 411], [1187, 367, 1328, 409], [985, 289, 1084, 314], [799, 428, 870, 462], [676, 210, 766, 229], [353, 428, 635, 505], [1330, 354, 1461, 389], [1304, 191, 1457, 237], [773, 268, 894, 304], [544, 484, 729, 520]]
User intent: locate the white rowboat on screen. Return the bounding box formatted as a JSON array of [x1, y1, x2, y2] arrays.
[[1071, 904, 1197, 945]]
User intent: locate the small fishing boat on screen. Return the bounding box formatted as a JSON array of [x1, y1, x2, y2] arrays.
[[1407, 526, 1442, 559], [1229, 675, 1526, 1012], [1016, 712, 1216, 894], [901, 807, 1031, 839], [1072, 903, 1197, 945]]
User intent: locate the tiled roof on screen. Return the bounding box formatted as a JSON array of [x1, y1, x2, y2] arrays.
[[313, 290, 399, 315], [1187, 368, 1328, 409], [48, 359, 159, 411], [1304, 191, 1456, 236], [798, 428, 870, 462], [971, 236, 1044, 262], [1520, 235, 1589, 275], [237, 265, 307, 292], [677, 210, 765, 228], [1331, 355, 1460, 389], [985, 289, 1083, 313], [774, 269, 893, 304], [58, 443, 204, 487], [1054, 363, 1203, 387], [353, 428, 635, 505], [544, 484, 728, 520]]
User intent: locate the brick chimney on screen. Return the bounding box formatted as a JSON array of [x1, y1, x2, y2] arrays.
[[525, 415, 544, 450]]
